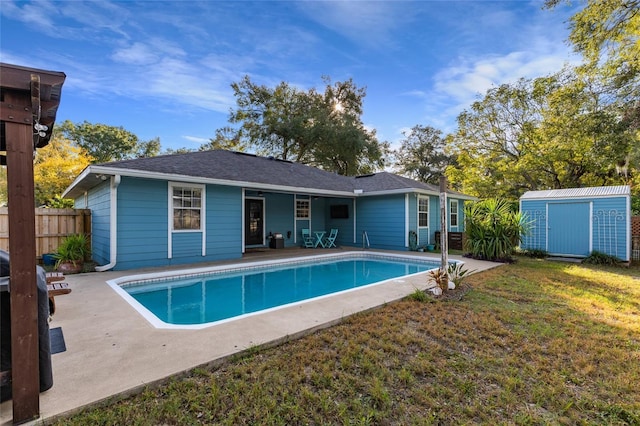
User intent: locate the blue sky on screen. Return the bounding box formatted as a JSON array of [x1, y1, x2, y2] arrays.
[[1, 1, 581, 152]]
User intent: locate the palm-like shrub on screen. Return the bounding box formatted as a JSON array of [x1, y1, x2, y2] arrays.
[[464, 198, 530, 261]]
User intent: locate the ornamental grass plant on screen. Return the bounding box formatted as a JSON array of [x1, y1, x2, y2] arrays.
[[464, 198, 530, 261]]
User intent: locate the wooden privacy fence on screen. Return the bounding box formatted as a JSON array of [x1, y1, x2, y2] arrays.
[[0, 208, 91, 260]]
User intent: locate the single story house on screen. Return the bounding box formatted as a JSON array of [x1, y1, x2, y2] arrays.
[[63, 150, 474, 271], [519, 186, 631, 261]]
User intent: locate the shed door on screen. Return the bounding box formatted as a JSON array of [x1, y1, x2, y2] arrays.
[[548, 202, 590, 256]]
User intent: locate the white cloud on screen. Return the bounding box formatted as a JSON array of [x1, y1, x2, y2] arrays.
[[295, 1, 405, 47], [182, 135, 209, 144], [111, 42, 158, 65]]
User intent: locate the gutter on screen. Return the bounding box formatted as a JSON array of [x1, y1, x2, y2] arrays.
[[95, 175, 121, 272]]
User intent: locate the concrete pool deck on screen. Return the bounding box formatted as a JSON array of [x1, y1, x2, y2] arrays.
[[0, 249, 502, 424]]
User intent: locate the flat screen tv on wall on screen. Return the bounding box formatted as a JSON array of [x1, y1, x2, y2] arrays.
[[330, 204, 349, 219]]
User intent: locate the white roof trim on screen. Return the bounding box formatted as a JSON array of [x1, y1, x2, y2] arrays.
[[358, 188, 476, 200]]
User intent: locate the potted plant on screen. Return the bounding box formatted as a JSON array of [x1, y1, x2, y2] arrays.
[[54, 234, 90, 274]]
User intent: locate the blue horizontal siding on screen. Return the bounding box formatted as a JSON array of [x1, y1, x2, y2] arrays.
[[113, 178, 243, 270], [81, 181, 111, 265], [354, 195, 406, 251], [325, 198, 355, 246], [205, 185, 242, 256], [264, 193, 295, 247]]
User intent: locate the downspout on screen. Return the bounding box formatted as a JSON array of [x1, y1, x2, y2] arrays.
[[95, 175, 121, 271]]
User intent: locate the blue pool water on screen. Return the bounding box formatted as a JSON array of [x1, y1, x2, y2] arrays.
[[121, 256, 439, 326]]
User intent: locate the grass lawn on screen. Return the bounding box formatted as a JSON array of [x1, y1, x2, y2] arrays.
[[55, 258, 640, 425]]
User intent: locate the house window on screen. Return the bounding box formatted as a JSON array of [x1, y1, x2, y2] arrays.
[[296, 199, 310, 219], [172, 186, 203, 230], [450, 199, 459, 227], [418, 197, 429, 227]]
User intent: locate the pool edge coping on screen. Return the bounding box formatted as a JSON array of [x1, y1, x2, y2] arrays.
[[106, 251, 457, 330]]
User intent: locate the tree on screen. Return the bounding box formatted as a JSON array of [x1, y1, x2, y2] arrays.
[[228, 75, 385, 175], [136, 137, 162, 158], [446, 67, 637, 199], [546, 0, 639, 86], [446, 78, 544, 198], [33, 134, 93, 206], [199, 126, 247, 152], [58, 120, 159, 163], [393, 125, 453, 185], [546, 0, 640, 191]]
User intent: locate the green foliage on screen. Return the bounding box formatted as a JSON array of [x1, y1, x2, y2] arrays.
[[518, 248, 550, 259], [464, 198, 530, 261], [632, 195, 640, 215], [447, 262, 475, 287], [546, 0, 640, 88], [446, 68, 637, 198], [54, 234, 90, 266], [582, 251, 622, 266], [228, 75, 385, 175], [199, 126, 247, 152], [45, 195, 75, 208], [407, 288, 430, 302], [59, 120, 160, 163], [33, 134, 93, 206], [393, 125, 454, 185]]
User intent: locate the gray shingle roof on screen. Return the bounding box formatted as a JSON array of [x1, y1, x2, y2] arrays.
[[351, 172, 440, 193], [100, 150, 354, 192], [66, 150, 473, 199]]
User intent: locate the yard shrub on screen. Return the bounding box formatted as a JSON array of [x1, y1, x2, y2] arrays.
[[582, 251, 622, 266], [517, 248, 549, 259], [464, 198, 530, 262]]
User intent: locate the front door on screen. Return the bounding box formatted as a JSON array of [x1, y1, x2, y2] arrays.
[[245, 198, 264, 246]]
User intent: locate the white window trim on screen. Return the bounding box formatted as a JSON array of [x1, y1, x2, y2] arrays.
[[418, 196, 429, 229], [296, 198, 310, 219], [168, 182, 206, 259], [450, 199, 459, 229], [294, 195, 311, 244]]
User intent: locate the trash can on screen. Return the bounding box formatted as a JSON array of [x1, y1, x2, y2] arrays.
[[269, 233, 284, 249], [0, 249, 53, 402]]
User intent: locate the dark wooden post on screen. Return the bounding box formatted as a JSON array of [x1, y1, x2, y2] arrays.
[[1, 63, 65, 424], [4, 85, 40, 423]]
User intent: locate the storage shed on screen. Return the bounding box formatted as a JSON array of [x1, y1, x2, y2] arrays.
[[520, 186, 631, 261]]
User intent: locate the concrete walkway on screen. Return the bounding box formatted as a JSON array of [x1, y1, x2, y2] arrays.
[[0, 249, 501, 424]]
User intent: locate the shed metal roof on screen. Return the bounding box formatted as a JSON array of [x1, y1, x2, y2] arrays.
[[520, 186, 630, 200]]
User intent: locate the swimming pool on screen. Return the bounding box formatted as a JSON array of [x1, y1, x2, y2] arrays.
[[108, 252, 444, 329]]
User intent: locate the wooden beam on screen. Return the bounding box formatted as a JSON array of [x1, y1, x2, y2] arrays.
[[5, 88, 40, 423]]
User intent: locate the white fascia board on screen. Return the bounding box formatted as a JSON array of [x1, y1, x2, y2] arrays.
[[62, 165, 93, 198], [69, 166, 355, 198], [358, 188, 477, 200]]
